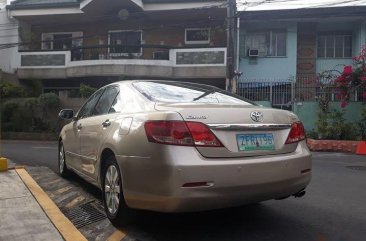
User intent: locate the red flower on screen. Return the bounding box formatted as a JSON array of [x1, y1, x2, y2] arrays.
[[343, 65, 353, 75], [360, 76, 366, 81], [341, 101, 347, 108], [336, 75, 346, 83]]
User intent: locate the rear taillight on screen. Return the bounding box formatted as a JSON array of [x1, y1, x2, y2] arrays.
[[285, 122, 306, 144], [186, 122, 223, 147], [144, 121, 223, 147]]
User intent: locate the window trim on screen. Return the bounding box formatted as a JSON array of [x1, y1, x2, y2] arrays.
[[107, 30, 143, 57], [245, 29, 287, 57], [77, 88, 104, 120], [93, 86, 120, 116], [317, 32, 352, 59], [185, 28, 210, 45]]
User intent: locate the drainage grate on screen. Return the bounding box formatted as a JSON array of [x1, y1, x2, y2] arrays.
[[346, 166, 366, 171], [64, 200, 106, 228]]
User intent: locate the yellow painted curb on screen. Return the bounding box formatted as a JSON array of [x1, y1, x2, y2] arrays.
[[106, 229, 127, 241], [0, 157, 8, 172], [15, 168, 87, 241]]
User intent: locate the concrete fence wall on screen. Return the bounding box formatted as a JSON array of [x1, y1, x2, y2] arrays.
[[294, 102, 364, 131], [58, 91, 85, 111]]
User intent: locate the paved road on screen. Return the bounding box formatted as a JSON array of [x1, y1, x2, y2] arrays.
[[1, 140, 366, 241], [0, 140, 58, 172]]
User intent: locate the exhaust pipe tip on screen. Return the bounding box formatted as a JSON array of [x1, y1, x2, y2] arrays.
[[293, 190, 306, 198]]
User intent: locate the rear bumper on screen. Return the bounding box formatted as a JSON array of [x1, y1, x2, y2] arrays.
[[116, 140, 311, 212]]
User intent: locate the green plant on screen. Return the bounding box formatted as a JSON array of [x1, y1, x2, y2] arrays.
[[21, 79, 42, 97], [68, 89, 81, 98], [316, 108, 360, 140], [80, 83, 96, 98], [0, 82, 26, 98], [359, 104, 366, 140], [306, 129, 318, 139], [38, 92, 60, 109], [24, 98, 39, 129], [331, 46, 366, 106], [1, 99, 34, 132]]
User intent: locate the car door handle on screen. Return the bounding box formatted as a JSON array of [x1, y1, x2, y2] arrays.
[[102, 120, 111, 127], [77, 123, 82, 130]]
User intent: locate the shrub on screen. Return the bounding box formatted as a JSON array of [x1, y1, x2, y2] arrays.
[[316, 108, 360, 140], [1, 99, 33, 132], [1, 94, 60, 133], [0, 82, 26, 98], [359, 104, 366, 140], [80, 83, 96, 98], [38, 92, 60, 109], [22, 79, 42, 97]]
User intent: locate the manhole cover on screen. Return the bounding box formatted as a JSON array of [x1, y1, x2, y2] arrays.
[[64, 200, 106, 228], [346, 166, 366, 171]]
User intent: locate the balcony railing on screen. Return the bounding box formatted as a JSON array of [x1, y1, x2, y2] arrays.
[[17, 45, 227, 79], [19, 45, 227, 67], [70, 44, 171, 61]]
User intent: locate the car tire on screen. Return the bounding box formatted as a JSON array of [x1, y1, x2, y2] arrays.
[[58, 141, 71, 178], [102, 156, 136, 226]]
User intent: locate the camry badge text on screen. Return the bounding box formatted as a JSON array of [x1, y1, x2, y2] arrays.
[[250, 111, 264, 122], [186, 115, 208, 120]]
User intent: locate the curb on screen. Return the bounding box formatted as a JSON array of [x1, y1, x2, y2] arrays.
[[15, 168, 88, 241]]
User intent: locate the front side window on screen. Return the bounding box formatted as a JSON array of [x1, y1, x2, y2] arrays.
[[108, 30, 142, 56], [133, 81, 253, 105], [77, 89, 104, 119], [317, 33, 352, 58], [93, 86, 119, 116], [185, 28, 210, 44], [245, 30, 287, 57]]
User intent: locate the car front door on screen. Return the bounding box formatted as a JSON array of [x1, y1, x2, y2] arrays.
[[70, 88, 105, 173], [78, 86, 119, 179]]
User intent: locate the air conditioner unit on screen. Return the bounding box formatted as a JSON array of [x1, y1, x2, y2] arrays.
[[248, 49, 259, 57]]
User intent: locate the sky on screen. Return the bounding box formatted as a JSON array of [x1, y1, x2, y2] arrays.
[[2, 0, 366, 11], [237, 0, 366, 11]]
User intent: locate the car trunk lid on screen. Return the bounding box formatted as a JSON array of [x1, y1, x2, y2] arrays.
[[155, 103, 299, 158]]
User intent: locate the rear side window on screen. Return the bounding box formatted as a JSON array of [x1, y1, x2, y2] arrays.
[[133, 81, 253, 105], [93, 86, 119, 116], [109, 85, 147, 114]]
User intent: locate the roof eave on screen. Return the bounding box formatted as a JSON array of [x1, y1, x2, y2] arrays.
[[6, 2, 80, 10]]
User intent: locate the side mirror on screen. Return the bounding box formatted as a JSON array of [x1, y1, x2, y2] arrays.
[[59, 109, 74, 120]]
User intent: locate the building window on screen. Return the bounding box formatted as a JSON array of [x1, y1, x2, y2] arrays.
[[41, 32, 83, 50], [245, 30, 286, 57], [108, 30, 142, 57], [317, 33, 352, 58], [185, 28, 210, 44]]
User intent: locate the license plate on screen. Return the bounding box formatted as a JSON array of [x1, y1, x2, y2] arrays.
[[236, 133, 275, 151]]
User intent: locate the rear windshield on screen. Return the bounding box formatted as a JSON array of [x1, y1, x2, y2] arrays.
[[133, 81, 254, 105]]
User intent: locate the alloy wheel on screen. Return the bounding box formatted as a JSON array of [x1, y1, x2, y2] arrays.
[[59, 145, 65, 174], [104, 165, 120, 215]]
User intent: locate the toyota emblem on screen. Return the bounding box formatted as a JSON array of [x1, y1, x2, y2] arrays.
[[250, 111, 264, 122]]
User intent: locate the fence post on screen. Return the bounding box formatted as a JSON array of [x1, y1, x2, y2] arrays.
[[291, 81, 295, 111], [355, 89, 358, 101], [270, 82, 273, 105]]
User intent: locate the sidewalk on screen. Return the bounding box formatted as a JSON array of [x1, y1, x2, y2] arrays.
[[0, 169, 64, 241]]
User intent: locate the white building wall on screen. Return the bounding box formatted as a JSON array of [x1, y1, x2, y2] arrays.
[[0, 1, 19, 74]]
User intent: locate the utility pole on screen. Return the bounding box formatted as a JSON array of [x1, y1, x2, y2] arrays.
[[226, 0, 236, 92]]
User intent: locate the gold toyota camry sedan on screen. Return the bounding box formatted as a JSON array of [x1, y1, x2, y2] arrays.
[[58, 80, 311, 225]]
